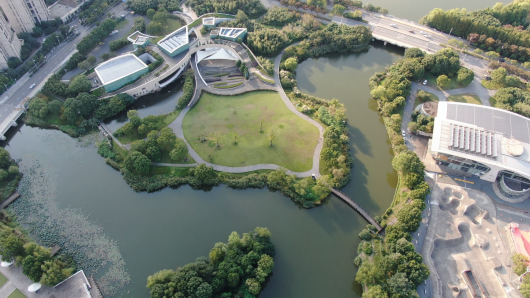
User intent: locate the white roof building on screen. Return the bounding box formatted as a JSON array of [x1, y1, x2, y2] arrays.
[[431, 102, 530, 200]]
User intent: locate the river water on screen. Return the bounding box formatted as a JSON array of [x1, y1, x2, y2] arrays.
[[2, 42, 399, 297], [369, 0, 509, 22]]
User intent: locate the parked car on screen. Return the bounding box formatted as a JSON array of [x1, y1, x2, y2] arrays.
[[409, 30, 414, 33], [420, 30, 425, 34], [390, 23, 397, 28], [29, 83, 36, 89], [423, 80, 428, 85], [402, 131, 406, 137]]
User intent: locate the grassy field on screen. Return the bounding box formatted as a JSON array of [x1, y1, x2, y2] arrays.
[[490, 97, 497, 106], [413, 91, 439, 109], [481, 80, 505, 90], [448, 93, 483, 105], [425, 73, 468, 90], [159, 19, 183, 36], [183, 91, 319, 172], [7, 289, 26, 298], [114, 18, 129, 29], [0, 272, 7, 287]]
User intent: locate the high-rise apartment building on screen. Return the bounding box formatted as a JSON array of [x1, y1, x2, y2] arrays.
[[0, 0, 50, 33], [0, 11, 22, 69]]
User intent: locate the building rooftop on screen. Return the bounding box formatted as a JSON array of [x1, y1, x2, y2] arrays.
[[432, 102, 530, 178], [94, 54, 148, 85], [134, 36, 149, 45], [203, 17, 215, 25], [218, 27, 246, 39], [157, 26, 188, 54]]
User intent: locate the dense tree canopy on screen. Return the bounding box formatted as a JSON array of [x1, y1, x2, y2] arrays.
[[147, 228, 275, 298], [186, 0, 266, 18]]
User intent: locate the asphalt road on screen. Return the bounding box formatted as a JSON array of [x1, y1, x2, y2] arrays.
[[0, 2, 130, 135]]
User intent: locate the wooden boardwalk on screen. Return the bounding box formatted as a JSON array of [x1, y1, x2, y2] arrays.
[[330, 188, 383, 232], [0, 192, 19, 210]]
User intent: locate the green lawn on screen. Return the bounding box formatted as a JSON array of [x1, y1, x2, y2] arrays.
[[489, 97, 497, 106], [481, 79, 508, 90], [159, 19, 183, 36], [0, 272, 7, 287], [448, 93, 483, 105], [183, 91, 319, 172], [114, 18, 129, 29], [413, 91, 439, 109], [424, 73, 468, 90], [7, 289, 26, 298]]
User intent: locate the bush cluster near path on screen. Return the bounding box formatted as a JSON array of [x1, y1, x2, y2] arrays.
[[147, 227, 274, 298], [182, 91, 319, 172], [186, 0, 266, 18]]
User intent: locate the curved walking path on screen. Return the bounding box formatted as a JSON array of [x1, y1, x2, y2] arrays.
[[163, 49, 325, 177], [414, 78, 497, 106]]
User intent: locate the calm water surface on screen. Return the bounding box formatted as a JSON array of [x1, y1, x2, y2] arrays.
[[1, 42, 402, 297], [370, 0, 509, 22]]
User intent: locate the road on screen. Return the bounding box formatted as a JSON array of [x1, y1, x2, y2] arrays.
[[0, 2, 131, 138]]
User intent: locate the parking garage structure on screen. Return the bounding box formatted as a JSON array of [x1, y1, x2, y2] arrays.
[[430, 102, 530, 201]]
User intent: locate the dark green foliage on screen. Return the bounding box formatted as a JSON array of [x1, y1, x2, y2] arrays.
[[178, 69, 195, 108], [77, 19, 116, 56], [261, 7, 297, 26], [65, 52, 86, 71], [456, 67, 474, 85], [492, 87, 530, 117], [129, 0, 181, 14], [186, 0, 266, 18], [109, 38, 131, 52], [404, 48, 424, 59], [7, 57, 22, 69], [247, 28, 288, 56], [147, 228, 274, 298], [421, 48, 460, 76], [124, 151, 151, 175]]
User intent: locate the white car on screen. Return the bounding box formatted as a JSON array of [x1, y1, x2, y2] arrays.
[[424, 35, 431, 39], [29, 83, 36, 89], [390, 23, 397, 28], [402, 131, 406, 137], [420, 30, 425, 34], [423, 80, 428, 85]]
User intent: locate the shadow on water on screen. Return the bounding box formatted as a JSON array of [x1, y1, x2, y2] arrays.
[[103, 78, 185, 131]]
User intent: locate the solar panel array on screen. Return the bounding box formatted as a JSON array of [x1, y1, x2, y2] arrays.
[[445, 103, 530, 143], [220, 28, 244, 37], [159, 29, 187, 52], [448, 123, 498, 158]]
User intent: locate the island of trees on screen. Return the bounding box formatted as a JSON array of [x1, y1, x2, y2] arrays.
[[147, 227, 275, 298]]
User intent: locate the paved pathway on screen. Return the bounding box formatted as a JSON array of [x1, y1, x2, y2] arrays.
[[161, 48, 324, 177]]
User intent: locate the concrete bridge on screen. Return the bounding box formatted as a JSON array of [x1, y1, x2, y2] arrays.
[[0, 98, 29, 140]]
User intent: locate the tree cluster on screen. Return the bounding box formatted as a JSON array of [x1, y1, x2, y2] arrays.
[[261, 7, 298, 26], [109, 38, 131, 52], [177, 69, 195, 108], [256, 56, 274, 75], [0, 216, 75, 287], [420, 2, 530, 62], [185, 0, 266, 18], [0, 148, 21, 202], [409, 110, 434, 134], [247, 28, 289, 56], [79, 0, 117, 25], [492, 86, 530, 117], [147, 228, 275, 298], [77, 19, 117, 56], [128, 0, 181, 15]]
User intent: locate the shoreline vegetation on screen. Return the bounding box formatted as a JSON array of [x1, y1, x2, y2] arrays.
[[356, 47, 439, 297]]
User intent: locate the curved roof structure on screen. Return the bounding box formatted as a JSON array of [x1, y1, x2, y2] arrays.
[[432, 102, 530, 179], [197, 48, 237, 63], [157, 26, 188, 55], [94, 54, 148, 85]]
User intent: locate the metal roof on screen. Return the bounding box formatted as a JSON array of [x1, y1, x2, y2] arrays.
[[218, 27, 246, 38], [157, 26, 188, 54], [432, 102, 530, 178], [94, 54, 148, 85]]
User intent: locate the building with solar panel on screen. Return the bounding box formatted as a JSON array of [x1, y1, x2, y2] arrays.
[[210, 27, 247, 42], [431, 102, 530, 200], [157, 26, 189, 57]]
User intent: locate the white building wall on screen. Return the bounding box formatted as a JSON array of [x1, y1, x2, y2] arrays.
[[0, 0, 50, 34]]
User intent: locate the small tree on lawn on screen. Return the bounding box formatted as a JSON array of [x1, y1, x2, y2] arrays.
[[436, 75, 450, 88], [232, 131, 243, 144], [259, 118, 265, 133], [267, 128, 277, 146], [209, 131, 223, 148]]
